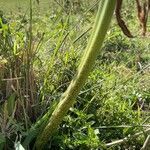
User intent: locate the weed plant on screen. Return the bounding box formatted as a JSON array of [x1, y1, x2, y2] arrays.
[[0, 0, 150, 149]]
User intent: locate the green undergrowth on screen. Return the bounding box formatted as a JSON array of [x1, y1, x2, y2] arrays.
[[0, 0, 150, 149]]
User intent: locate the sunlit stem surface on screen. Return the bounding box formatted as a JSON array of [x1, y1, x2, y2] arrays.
[[35, 0, 117, 149]]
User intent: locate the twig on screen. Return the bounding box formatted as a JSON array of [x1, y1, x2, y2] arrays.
[[97, 125, 150, 129], [106, 128, 150, 147], [141, 135, 150, 150], [2, 77, 23, 81]]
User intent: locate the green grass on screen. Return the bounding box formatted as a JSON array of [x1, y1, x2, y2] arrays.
[[0, 0, 50, 13], [0, 0, 150, 149]]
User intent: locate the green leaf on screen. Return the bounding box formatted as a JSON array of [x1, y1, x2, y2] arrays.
[[7, 93, 16, 116], [0, 133, 5, 149]]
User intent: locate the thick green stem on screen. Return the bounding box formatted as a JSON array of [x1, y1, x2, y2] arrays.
[[35, 0, 116, 148]]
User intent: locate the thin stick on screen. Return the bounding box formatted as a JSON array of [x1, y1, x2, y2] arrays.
[[97, 125, 150, 129], [141, 135, 150, 150], [106, 128, 150, 147]]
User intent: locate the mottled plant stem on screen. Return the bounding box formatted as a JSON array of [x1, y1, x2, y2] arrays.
[[35, 0, 116, 149]]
